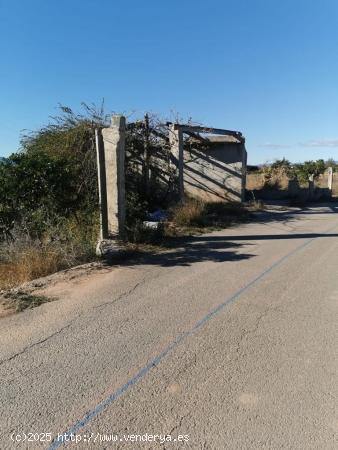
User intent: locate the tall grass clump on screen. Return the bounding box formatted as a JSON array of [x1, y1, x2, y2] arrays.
[[171, 199, 205, 227], [0, 214, 100, 290], [170, 199, 249, 229]]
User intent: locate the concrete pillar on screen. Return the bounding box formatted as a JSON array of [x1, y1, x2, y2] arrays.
[[95, 129, 108, 240], [101, 115, 126, 238], [328, 167, 333, 192], [169, 125, 184, 200], [241, 146, 247, 202]]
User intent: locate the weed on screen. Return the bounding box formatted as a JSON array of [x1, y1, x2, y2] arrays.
[[1, 291, 52, 313]]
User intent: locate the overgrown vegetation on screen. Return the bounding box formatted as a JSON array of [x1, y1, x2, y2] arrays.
[[246, 157, 337, 202], [260, 158, 328, 186], [0, 104, 107, 292], [0, 105, 182, 295]]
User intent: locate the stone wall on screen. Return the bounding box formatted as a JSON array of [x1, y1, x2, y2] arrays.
[[246, 171, 338, 200]]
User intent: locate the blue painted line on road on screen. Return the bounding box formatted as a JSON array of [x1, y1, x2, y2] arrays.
[[49, 221, 338, 449]]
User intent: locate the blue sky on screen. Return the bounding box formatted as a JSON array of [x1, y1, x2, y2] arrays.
[[1, 0, 338, 164]]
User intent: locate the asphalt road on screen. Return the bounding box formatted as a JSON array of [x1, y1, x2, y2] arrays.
[[1, 204, 337, 449]]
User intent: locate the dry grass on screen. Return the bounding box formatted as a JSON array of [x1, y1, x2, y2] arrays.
[[247, 199, 265, 211], [0, 245, 66, 291], [171, 199, 205, 227], [0, 217, 99, 292], [170, 198, 249, 230], [0, 243, 63, 314]]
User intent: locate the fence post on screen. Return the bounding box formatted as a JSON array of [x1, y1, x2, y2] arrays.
[[241, 147, 247, 202], [308, 174, 314, 200], [144, 113, 151, 195], [169, 124, 184, 200], [99, 115, 126, 243], [328, 167, 333, 192]]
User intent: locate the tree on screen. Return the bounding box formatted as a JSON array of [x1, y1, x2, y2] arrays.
[[294, 159, 326, 183], [325, 158, 337, 171], [271, 158, 292, 170]]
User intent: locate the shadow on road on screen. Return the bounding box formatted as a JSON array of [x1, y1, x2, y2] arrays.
[[103, 202, 338, 268], [118, 238, 254, 268], [181, 233, 338, 242]]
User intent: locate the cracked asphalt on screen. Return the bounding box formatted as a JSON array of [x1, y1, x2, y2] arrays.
[[1, 204, 338, 449]]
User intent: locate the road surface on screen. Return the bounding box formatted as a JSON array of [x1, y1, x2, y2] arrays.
[[0, 204, 337, 449]]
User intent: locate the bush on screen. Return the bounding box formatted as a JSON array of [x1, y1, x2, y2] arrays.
[[0, 104, 104, 242], [257, 159, 327, 191], [294, 159, 326, 183], [0, 104, 106, 289]]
